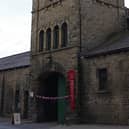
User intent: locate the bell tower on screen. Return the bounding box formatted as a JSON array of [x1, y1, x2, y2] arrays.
[[30, 0, 81, 123], [31, 0, 80, 53]]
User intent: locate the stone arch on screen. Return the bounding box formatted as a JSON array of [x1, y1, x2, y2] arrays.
[[46, 28, 51, 50], [34, 61, 67, 123], [42, 61, 66, 75], [39, 30, 44, 52], [53, 25, 59, 49], [61, 22, 68, 47]]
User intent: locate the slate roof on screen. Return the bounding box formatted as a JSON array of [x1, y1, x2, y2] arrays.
[[82, 30, 129, 58], [0, 51, 30, 71]]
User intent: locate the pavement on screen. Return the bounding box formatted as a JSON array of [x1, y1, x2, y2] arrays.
[[0, 118, 129, 129], [50, 124, 129, 129]]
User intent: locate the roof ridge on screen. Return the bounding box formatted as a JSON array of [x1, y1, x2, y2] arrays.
[[0, 51, 30, 60]]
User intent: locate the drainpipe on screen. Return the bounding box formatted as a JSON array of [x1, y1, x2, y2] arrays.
[[117, 0, 120, 25], [77, 0, 82, 123], [79, 0, 82, 53]]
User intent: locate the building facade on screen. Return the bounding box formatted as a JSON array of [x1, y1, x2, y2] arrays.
[[0, 0, 129, 125], [30, 0, 129, 125], [80, 31, 129, 124], [0, 52, 30, 118], [30, 0, 80, 123]]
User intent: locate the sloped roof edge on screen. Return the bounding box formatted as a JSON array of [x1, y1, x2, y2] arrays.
[[0, 51, 30, 71], [81, 30, 129, 58]]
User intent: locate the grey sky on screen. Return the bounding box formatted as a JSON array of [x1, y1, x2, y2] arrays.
[[0, 0, 31, 16], [125, 0, 129, 7], [0, 0, 32, 58], [0, 0, 129, 58]]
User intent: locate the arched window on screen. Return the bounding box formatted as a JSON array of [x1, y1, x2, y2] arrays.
[[53, 25, 59, 49], [61, 22, 68, 47], [46, 28, 51, 50], [39, 30, 44, 52]]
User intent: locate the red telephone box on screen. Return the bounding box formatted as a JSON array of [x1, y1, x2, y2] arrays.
[[67, 70, 76, 111]]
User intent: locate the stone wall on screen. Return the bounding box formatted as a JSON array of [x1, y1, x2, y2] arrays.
[[31, 0, 80, 54], [30, 0, 128, 124], [0, 67, 30, 118], [80, 0, 126, 51], [30, 0, 81, 122], [30, 47, 79, 122], [80, 52, 129, 124]]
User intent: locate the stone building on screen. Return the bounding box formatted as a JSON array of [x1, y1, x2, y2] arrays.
[[80, 31, 129, 124], [30, 0, 129, 125], [0, 0, 129, 125], [0, 52, 30, 118]]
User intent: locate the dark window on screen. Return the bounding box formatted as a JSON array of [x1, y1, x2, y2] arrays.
[[23, 91, 29, 119], [97, 68, 108, 91], [15, 90, 20, 112], [127, 18, 129, 30], [46, 28, 51, 50], [39, 30, 44, 52], [61, 23, 68, 47], [53, 26, 59, 49], [0, 77, 5, 114]]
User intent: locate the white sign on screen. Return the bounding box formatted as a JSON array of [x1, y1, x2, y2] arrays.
[[29, 91, 34, 98], [13, 113, 21, 125]]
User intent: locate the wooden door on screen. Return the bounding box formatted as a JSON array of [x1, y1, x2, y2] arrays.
[[58, 76, 66, 124]]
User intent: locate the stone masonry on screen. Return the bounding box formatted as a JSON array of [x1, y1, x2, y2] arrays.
[[30, 0, 129, 124]]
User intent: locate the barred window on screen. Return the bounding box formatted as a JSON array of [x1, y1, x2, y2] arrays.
[[97, 68, 108, 91]]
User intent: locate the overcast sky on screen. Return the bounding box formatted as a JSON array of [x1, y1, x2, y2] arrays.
[[0, 0, 129, 58], [0, 0, 32, 58]]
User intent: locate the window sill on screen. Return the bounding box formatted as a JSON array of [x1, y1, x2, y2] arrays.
[[96, 90, 110, 94], [32, 45, 79, 56]]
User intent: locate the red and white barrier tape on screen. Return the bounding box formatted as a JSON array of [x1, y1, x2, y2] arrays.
[[35, 95, 69, 100]]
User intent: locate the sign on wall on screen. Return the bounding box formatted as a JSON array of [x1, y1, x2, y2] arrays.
[[12, 113, 21, 125]]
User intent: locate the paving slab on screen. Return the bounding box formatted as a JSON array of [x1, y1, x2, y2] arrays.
[[50, 124, 129, 129], [0, 122, 57, 129], [0, 123, 128, 129], [0, 118, 129, 129]]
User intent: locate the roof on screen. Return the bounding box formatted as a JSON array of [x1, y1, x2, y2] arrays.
[[0, 52, 30, 71], [82, 30, 129, 58]]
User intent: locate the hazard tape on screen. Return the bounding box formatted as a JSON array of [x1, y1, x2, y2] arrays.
[[35, 95, 69, 100]]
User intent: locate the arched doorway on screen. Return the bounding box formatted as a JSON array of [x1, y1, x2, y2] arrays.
[[36, 72, 67, 123]]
